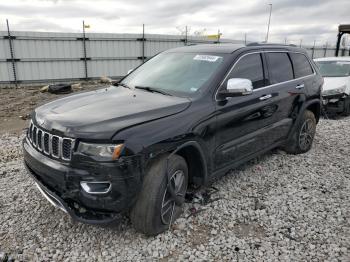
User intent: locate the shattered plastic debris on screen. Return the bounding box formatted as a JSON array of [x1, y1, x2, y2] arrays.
[[185, 186, 222, 218]]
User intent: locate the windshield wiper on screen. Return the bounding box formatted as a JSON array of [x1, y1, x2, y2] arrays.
[[114, 82, 131, 89], [134, 86, 172, 96]]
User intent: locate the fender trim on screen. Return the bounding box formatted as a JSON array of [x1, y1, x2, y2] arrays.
[[287, 98, 320, 140], [165, 140, 208, 205]]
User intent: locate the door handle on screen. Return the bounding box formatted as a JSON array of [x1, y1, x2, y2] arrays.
[[296, 83, 305, 89], [259, 94, 272, 101]]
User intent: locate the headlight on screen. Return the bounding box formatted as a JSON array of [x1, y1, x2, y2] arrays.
[[322, 85, 346, 96], [77, 142, 123, 161]]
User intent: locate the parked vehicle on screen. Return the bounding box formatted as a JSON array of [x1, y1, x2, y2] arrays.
[[23, 43, 323, 235], [314, 57, 350, 116]]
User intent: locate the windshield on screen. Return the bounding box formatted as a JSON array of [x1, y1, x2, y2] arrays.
[[316, 61, 350, 77], [121, 52, 225, 96]]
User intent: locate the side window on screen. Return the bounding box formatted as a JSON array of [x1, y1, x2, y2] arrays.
[[266, 53, 294, 84], [228, 53, 265, 89], [290, 53, 314, 78]]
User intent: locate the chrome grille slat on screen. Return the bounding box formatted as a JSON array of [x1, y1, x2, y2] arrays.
[[51, 136, 60, 158], [43, 132, 50, 154], [37, 129, 43, 150], [32, 127, 37, 146], [27, 122, 74, 161]]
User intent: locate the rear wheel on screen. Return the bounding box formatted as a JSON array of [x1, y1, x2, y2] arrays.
[[284, 110, 317, 154], [130, 154, 188, 235]]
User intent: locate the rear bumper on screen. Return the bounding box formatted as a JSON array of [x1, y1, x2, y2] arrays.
[[23, 137, 143, 225]]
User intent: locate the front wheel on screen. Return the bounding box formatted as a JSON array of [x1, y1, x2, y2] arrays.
[[283, 110, 317, 154], [130, 154, 188, 236]]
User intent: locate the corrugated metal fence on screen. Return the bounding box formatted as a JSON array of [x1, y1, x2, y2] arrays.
[[0, 31, 233, 84], [0, 31, 349, 84]]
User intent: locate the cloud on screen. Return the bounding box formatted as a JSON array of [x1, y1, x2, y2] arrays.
[[0, 0, 349, 45]]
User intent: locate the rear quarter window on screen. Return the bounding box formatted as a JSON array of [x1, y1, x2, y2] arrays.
[[266, 52, 294, 84], [290, 53, 313, 78]]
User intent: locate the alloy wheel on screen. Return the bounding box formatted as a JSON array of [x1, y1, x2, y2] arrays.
[[299, 119, 315, 151], [160, 170, 185, 225]]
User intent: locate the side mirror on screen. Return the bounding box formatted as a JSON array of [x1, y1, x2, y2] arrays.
[[127, 68, 134, 74], [219, 78, 253, 98]]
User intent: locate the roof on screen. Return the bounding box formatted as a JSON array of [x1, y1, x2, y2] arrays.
[[166, 43, 245, 54], [314, 56, 350, 62], [166, 43, 306, 54]]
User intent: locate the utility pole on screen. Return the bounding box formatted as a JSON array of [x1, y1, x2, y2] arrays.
[[185, 25, 188, 46], [82, 20, 88, 79], [311, 40, 316, 59], [142, 24, 145, 63], [6, 19, 18, 87], [265, 3, 272, 42], [244, 33, 247, 45], [299, 39, 302, 48]]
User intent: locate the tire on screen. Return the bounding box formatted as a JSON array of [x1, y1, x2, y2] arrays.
[[341, 97, 350, 116], [283, 110, 317, 154], [130, 154, 188, 236]]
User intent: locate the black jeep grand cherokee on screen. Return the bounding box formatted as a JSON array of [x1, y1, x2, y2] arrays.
[[23, 43, 323, 235]]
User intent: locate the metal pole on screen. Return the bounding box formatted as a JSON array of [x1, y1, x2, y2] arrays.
[[82, 20, 88, 79], [284, 37, 287, 44], [311, 40, 316, 59], [299, 39, 302, 48], [142, 24, 145, 63], [324, 42, 328, 57], [265, 3, 272, 42], [335, 32, 343, 57], [244, 33, 247, 45], [217, 29, 220, 43], [6, 19, 18, 87], [185, 25, 188, 46]]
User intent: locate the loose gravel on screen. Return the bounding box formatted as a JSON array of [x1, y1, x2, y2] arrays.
[[0, 117, 349, 261]]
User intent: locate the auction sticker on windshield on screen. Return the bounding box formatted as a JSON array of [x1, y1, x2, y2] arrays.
[[193, 54, 222, 62]]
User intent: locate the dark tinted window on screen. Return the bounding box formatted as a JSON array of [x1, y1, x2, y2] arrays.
[[228, 53, 265, 89], [266, 53, 294, 84], [290, 53, 313, 78]]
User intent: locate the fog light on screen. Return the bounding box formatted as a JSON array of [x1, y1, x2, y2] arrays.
[[80, 181, 111, 194]]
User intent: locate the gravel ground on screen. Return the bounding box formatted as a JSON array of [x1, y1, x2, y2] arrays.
[[0, 117, 349, 261]]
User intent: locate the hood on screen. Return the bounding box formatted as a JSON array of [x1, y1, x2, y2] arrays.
[[322, 77, 350, 93], [34, 86, 191, 139]]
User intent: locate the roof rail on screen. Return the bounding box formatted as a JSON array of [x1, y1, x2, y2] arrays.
[[246, 42, 297, 47]]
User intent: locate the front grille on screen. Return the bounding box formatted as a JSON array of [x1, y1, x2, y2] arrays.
[[28, 121, 75, 161]]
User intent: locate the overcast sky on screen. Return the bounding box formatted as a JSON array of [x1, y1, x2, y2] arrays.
[[1, 0, 349, 46]]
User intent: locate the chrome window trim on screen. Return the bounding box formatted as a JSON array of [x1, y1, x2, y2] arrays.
[[215, 50, 317, 101]]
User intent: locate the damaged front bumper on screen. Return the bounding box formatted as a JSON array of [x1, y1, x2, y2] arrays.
[[23, 137, 143, 225], [322, 93, 348, 114]]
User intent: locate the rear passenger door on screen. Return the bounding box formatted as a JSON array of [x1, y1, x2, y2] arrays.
[[260, 51, 303, 145], [289, 52, 315, 96]]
